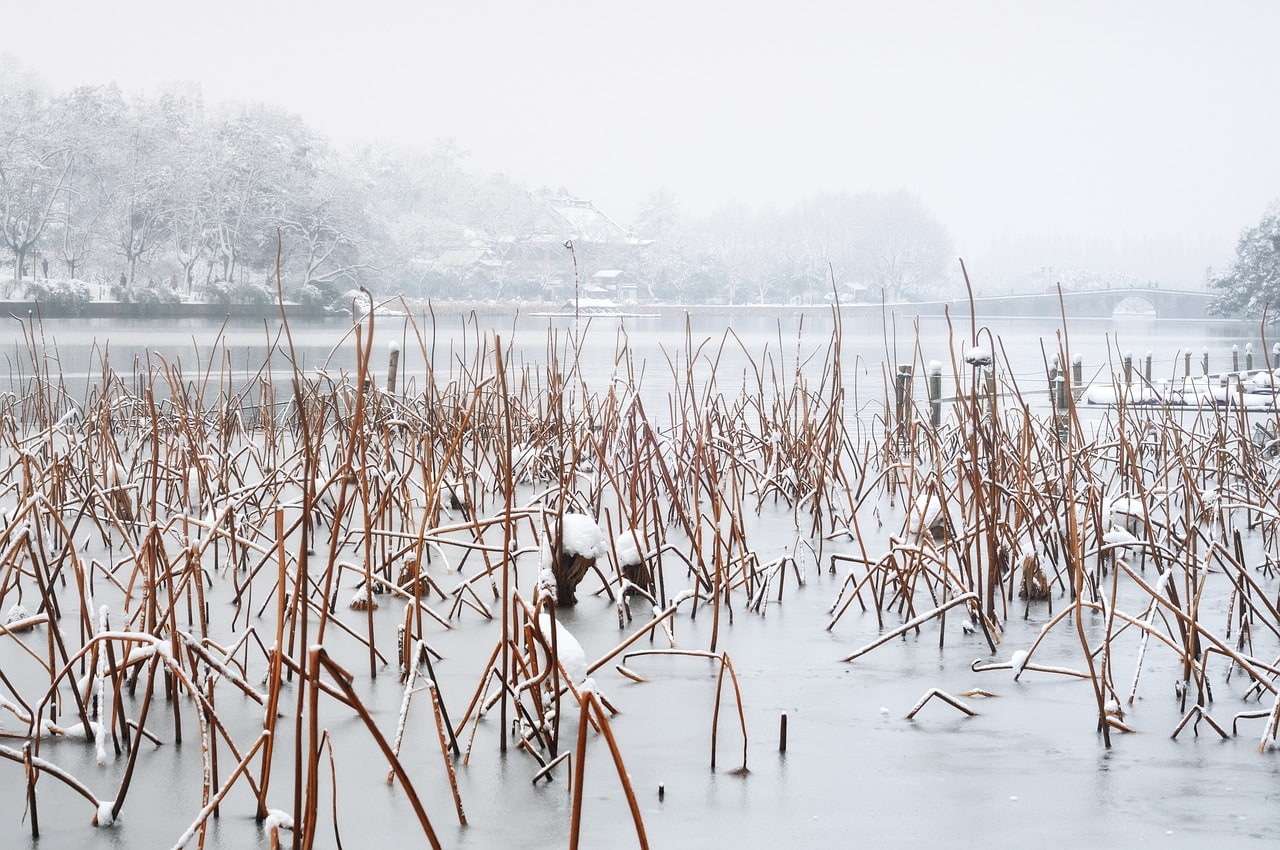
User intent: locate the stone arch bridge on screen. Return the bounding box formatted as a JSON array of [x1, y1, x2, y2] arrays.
[[930, 287, 1216, 320]]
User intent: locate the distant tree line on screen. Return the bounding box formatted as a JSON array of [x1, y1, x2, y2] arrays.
[[630, 189, 954, 304], [1, 80, 434, 307], [0, 73, 959, 308]]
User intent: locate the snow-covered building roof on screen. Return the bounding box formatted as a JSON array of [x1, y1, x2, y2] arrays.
[[541, 197, 645, 245]]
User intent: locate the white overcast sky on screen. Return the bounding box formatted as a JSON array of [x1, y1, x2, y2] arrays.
[[3, 0, 1277, 256]]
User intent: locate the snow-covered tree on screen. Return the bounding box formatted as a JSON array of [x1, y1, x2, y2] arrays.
[[632, 188, 681, 242], [854, 192, 951, 300], [279, 162, 373, 303], [0, 88, 74, 291], [45, 86, 127, 280], [789, 191, 952, 301], [105, 99, 175, 286], [201, 105, 319, 289], [1210, 205, 1280, 319], [162, 92, 218, 295]]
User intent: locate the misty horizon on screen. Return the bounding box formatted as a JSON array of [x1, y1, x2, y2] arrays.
[[4, 1, 1278, 293]]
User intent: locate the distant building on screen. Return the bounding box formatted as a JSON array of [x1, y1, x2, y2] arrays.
[[420, 194, 651, 300], [590, 269, 639, 302]]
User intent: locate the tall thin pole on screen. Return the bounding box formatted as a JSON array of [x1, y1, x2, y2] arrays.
[[494, 335, 513, 753]]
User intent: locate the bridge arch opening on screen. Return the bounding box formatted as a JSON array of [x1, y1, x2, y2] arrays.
[[1111, 295, 1158, 319]]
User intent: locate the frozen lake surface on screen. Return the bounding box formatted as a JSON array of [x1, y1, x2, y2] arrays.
[[1, 307, 1276, 849]]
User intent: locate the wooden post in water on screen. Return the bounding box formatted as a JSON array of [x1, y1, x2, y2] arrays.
[[895, 364, 913, 437], [1072, 354, 1082, 393], [1184, 350, 1191, 378], [985, 365, 996, 417], [1123, 351, 1132, 387], [1246, 343, 1254, 372], [386, 341, 401, 394], [927, 361, 943, 427], [1232, 345, 1239, 373], [1144, 351, 1152, 383], [1049, 357, 1065, 434], [1202, 347, 1209, 376]]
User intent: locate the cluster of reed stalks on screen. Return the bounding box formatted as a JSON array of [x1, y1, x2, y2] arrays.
[[836, 306, 1280, 750], [0, 292, 1277, 848], [0, 299, 847, 847]]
